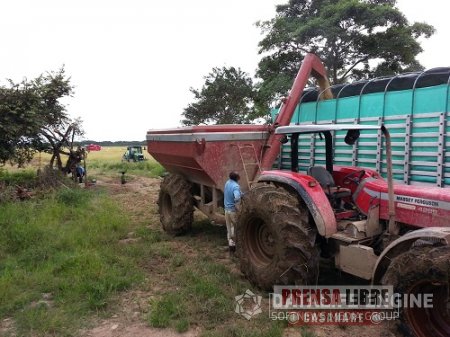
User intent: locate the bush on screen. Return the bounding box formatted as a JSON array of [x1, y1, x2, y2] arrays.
[[36, 166, 80, 189]]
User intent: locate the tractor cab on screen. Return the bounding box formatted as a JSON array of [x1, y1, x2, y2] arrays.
[[275, 124, 387, 214], [272, 123, 450, 232]]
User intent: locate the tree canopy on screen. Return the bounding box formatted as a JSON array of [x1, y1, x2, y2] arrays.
[[0, 68, 82, 168], [256, 0, 435, 108], [181, 66, 257, 125]]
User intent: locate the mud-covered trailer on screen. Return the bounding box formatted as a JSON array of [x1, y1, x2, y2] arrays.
[[146, 54, 331, 227], [146, 124, 268, 224]]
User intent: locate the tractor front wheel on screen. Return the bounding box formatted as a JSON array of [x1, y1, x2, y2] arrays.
[[236, 183, 319, 290], [158, 174, 193, 235], [382, 245, 450, 337]]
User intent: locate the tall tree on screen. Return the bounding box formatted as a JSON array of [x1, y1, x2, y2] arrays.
[[0, 68, 77, 167], [182, 66, 256, 125], [256, 0, 435, 108]]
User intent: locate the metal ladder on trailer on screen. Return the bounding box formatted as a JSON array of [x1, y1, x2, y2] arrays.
[[237, 144, 262, 189]]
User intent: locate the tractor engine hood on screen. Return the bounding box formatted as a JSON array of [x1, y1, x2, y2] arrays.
[[354, 177, 450, 228]]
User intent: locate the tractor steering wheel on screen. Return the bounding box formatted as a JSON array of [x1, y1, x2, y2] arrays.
[[343, 170, 366, 186]]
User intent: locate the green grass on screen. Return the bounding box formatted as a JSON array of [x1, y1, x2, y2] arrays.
[[0, 187, 144, 336], [0, 185, 287, 336], [145, 220, 284, 337], [87, 159, 165, 178], [148, 292, 184, 328], [1, 148, 293, 337], [0, 168, 37, 187], [5, 146, 165, 179]]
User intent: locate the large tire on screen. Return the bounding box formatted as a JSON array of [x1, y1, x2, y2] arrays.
[[382, 245, 450, 337], [158, 174, 193, 235], [236, 183, 319, 290]]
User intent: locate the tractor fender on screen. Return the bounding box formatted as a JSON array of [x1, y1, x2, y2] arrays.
[[372, 227, 450, 284], [258, 171, 337, 237]]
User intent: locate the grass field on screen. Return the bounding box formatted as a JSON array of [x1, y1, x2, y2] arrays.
[[0, 148, 392, 337], [0, 188, 144, 336], [85, 147, 165, 178], [6, 146, 165, 180], [0, 149, 291, 337]]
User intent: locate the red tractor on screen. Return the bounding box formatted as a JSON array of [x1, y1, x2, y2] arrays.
[[237, 123, 450, 337], [147, 54, 450, 337]]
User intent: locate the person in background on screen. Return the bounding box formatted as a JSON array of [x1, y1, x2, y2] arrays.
[[224, 171, 242, 254], [76, 163, 85, 183]]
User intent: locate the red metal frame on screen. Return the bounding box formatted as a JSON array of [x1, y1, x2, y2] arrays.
[[260, 54, 332, 170], [147, 125, 270, 188]]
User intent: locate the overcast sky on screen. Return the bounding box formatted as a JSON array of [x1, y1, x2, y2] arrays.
[[0, 0, 448, 141]]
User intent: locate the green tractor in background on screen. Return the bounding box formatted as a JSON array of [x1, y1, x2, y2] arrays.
[[123, 146, 145, 162]]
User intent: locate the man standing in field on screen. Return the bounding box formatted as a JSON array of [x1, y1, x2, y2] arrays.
[[224, 171, 242, 254]]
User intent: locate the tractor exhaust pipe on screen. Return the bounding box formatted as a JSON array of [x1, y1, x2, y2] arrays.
[[382, 126, 398, 235]]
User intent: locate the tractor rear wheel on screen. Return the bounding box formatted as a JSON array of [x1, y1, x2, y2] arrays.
[[382, 245, 450, 337], [236, 183, 319, 290], [158, 174, 193, 235]]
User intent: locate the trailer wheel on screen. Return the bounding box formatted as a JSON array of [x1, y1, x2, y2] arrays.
[[382, 245, 450, 337], [236, 183, 319, 290], [158, 174, 193, 235]]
